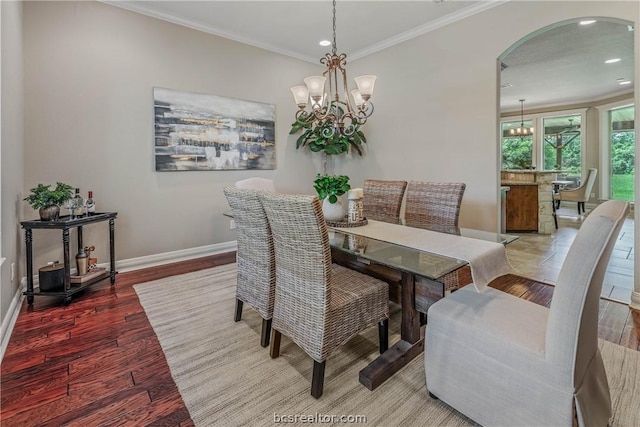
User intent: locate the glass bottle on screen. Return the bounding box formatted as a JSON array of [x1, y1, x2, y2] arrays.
[[73, 188, 84, 218], [86, 191, 96, 215]]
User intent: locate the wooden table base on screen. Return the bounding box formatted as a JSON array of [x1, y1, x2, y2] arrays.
[[359, 339, 424, 390]]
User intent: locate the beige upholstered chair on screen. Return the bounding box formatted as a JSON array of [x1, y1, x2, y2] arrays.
[[223, 187, 275, 348], [555, 168, 597, 214], [425, 200, 629, 426], [363, 179, 407, 224], [404, 181, 466, 232], [234, 177, 276, 192], [259, 192, 389, 399]]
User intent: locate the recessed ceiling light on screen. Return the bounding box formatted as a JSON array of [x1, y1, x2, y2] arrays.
[[500, 83, 513, 88], [619, 80, 632, 85], [605, 58, 621, 64], [579, 20, 596, 25], [319, 40, 331, 47]]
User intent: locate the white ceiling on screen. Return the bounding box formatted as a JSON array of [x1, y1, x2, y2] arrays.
[[105, 1, 635, 112]]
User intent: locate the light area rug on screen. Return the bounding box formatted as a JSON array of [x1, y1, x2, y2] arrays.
[[134, 264, 640, 427]]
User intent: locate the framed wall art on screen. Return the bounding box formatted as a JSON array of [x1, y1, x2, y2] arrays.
[[154, 87, 276, 171]]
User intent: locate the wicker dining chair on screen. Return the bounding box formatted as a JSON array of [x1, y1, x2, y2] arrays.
[[234, 177, 276, 192], [223, 187, 275, 348], [259, 192, 389, 399], [404, 181, 466, 232], [363, 179, 407, 224]]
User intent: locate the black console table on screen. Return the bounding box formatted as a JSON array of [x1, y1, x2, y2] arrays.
[[21, 212, 117, 305]]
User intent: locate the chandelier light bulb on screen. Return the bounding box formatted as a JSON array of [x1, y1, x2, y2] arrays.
[[290, 86, 309, 108], [351, 89, 365, 108], [354, 75, 377, 100], [304, 76, 326, 100]]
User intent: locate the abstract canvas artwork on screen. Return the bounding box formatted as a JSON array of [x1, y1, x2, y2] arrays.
[[154, 87, 276, 171]]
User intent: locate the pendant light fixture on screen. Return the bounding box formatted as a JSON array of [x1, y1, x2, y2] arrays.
[[510, 99, 534, 138], [290, 0, 376, 137]]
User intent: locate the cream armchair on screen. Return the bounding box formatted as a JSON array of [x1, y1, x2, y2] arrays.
[[555, 168, 597, 214], [425, 199, 628, 426]]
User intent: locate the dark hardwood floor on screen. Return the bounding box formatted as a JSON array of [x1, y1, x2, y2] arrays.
[[1, 253, 234, 427], [1, 252, 638, 425]]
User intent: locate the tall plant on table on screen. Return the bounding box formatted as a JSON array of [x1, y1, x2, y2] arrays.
[[313, 174, 351, 221]]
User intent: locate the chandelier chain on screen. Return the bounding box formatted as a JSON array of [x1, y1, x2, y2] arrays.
[[332, 0, 337, 55]]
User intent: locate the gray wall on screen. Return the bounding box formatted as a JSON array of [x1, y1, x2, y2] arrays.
[[22, 1, 321, 273], [1, 1, 24, 338]]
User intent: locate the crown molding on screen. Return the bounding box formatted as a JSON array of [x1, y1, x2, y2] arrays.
[[101, 1, 319, 63], [349, 0, 510, 61], [102, 0, 509, 64]]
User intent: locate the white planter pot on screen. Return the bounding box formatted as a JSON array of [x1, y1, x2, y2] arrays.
[[322, 198, 344, 221]]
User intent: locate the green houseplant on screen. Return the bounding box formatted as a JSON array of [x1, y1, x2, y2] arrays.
[[313, 174, 351, 221], [24, 182, 74, 221], [313, 174, 351, 204], [290, 101, 367, 156]]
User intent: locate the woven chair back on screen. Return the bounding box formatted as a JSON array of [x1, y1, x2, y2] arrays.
[[363, 179, 407, 224], [259, 193, 332, 356], [223, 187, 275, 319], [405, 181, 466, 231]]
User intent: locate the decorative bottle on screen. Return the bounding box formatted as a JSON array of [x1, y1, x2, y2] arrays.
[[86, 191, 96, 215], [73, 188, 84, 218]]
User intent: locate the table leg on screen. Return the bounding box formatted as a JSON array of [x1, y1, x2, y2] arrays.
[[359, 271, 424, 390], [25, 229, 34, 305], [109, 218, 116, 284], [63, 229, 71, 292]]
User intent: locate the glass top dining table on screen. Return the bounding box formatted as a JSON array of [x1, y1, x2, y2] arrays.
[[328, 225, 517, 282]]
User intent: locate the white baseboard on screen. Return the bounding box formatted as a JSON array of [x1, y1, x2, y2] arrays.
[[114, 241, 237, 273], [0, 277, 27, 362], [0, 241, 237, 362]]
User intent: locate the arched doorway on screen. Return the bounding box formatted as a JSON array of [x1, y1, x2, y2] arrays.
[[497, 18, 636, 304]]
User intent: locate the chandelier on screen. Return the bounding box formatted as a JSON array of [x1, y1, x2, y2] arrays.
[[510, 99, 534, 138], [290, 0, 376, 137]]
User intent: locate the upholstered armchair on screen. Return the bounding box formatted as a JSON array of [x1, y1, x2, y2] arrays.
[[234, 177, 276, 192], [555, 168, 597, 214], [260, 192, 389, 398], [404, 181, 466, 232], [363, 179, 407, 224], [424, 200, 628, 426], [223, 187, 275, 347]]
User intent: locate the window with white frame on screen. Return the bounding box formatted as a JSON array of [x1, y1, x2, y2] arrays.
[[501, 109, 586, 176]]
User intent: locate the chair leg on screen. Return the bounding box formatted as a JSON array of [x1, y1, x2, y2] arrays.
[[577, 202, 582, 214], [419, 312, 427, 326], [378, 319, 389, 354], [234, 299, 243, 322], [270, 329, 281, 359], [311, 360, 326, 399], [260, 318, 272, 348], [551, 194, 558, 229]]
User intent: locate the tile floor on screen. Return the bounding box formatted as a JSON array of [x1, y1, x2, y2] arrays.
[[506, 203, 635, 304]]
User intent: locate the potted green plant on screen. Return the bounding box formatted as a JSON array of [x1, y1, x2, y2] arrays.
[[24, 182, 74, 221], [313, 174, 351, 221]]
